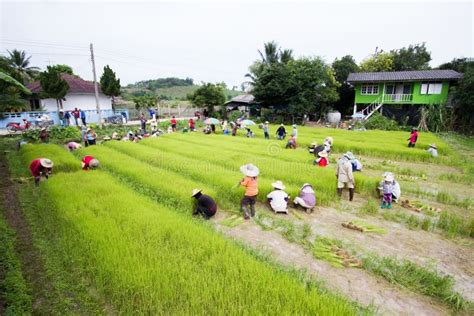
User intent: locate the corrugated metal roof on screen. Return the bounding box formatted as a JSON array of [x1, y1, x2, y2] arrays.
[[27, 73, 102, 94], [347, 70, 462, 83], [225, 94, 255, 104]]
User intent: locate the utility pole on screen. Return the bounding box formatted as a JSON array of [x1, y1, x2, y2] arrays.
[[90, 43, 102, 127]]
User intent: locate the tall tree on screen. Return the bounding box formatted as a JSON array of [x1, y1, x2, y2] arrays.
[[359, 52, 393, 72], [7, 49, 40, 82], [100, 65, 121, 111], [452, 64, 474, 132], [438, 57, 474, 73], [332, 55, 359, 114], [39, 66, 69, 111], [188, 83, 226, 115], [49, 64, 75, 75], [0, 71, 31, 112], [391, 43, 431, 71]]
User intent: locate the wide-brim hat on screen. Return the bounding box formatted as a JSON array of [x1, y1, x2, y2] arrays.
[[318, 151, 328, 158], [301, 183, 312, 190], [89, 159, 100, 168], [301, 183, 315, 193], [292, 124, 297, 127], [240, 163, 260, 177], [86, 127, 92, 132], [41, 127, 46, 131], [344, 151, 355, 160], [324, 136, 333, 144], [384, 173, 394, 182], [103, 136, 111, 140], [39, 158, 53, 168], [311, 142, 318, 147], [191, 188, 202, 197], [280, 123, 284, 126], [429, 144, 437, 149], [265, 121, 269, 124], [271, 180, 286, 190]]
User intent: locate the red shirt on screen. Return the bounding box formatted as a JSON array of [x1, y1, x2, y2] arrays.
[[72, 110, 80, 118], [82, 156, 94, 170], [409, 131, 418, 143], [29, 159, 43, 177], [189, 119, 195, 128], [171, 118, 177, 125], [318, 157, 328, 167]]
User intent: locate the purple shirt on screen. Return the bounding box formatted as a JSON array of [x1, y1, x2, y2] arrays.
[[300, 191, 316, 208]]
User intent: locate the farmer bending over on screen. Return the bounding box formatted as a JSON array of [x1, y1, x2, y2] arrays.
[[427, 144, 438, 157], [293, 183, 316, 213], [336, 153, 355, 201], [82, 156, 100, 170], [267, 181, 289, 214], [29, 158, 53, 186], [239, 163, 259, 219], [67, 141, 82, 151], [191, 189, 217, 219]]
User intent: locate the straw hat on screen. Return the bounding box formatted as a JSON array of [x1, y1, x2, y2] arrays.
[[292, 124, 297, 127], [344, 151, 355, 160], [39, 158, 53, 168], [41, 127, 46, 131], [240, 163, 260, 177], [86, 127, 92, 132], [318, 151, 328, 158], [429, 144, 437, 149], [301, 183, 312, 190], [103, 136, 111, 140], [384, 173, 394, 182], [301, 183, 315, 193], [265, 121, 269, 124], [280, 123, 284, 126], [89, 159, 100, 169], [191, 188, 202, 197], [271, 180, 286, 190], [324, 136, 333, 144]]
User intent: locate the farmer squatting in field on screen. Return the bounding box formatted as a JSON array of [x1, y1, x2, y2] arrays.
[[267, 180, 289, 214], [29, 158, 53, 186], [293, 183, 316, 213], [191, 189, 217, 219]]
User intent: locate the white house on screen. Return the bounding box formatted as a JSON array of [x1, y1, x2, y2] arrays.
[[26, 74, 112, 112]]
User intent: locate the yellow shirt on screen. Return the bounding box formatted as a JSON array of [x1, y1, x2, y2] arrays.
[[240, 177, 258, 196]]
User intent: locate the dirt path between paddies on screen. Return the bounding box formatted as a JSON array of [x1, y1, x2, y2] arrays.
[[308, 201, 473, 301], [213, 212, 447, 315], [0, 151, 55, 312]]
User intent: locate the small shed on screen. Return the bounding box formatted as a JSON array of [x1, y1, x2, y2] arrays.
[[225, 94, 260, 116]]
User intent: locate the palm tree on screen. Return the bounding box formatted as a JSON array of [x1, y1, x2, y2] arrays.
[[258, 41, 279, 64], [7, 49, 40, 82]]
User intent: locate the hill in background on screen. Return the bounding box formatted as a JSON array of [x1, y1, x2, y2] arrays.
[[122, 77, 242, 101]]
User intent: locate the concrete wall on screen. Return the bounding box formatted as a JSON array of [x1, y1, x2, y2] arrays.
[[41, 93, 111, 111]]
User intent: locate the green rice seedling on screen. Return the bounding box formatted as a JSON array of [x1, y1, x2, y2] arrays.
[[351, 219, 386, 234], [407, 214, 421, 230], [436, 211, 463, 238], [32, 171, 359, 314], [359, 199, 379, 215], [0, 214, 32, 315], [312, 237, 361, 268], [78, 145, 219, 212], [19, 143, 80, 175], [421, 218, 432, 231], [362, 255, 468, 311], [220, 215, 245, 228], [302, 223, 312, 240]]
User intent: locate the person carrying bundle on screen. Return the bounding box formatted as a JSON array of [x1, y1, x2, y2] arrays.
[[81, 156, 100, 171], [191, 189, 217, 219], [29, 158, 53, 186], [336, 153, 355, 201], [239, 163, 259, 219], [293, 183, 316, 213], [267, 180, 289, 214]]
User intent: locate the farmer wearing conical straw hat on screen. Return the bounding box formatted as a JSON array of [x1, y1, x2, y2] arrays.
[[29, 158, 53, 186], [315, 150, 328, 167], [427, 144, 438, 157], [293, 183, 316, 213], [267, 180, 289, 214], [191, 189, 217, 219], [81, 156, 100, 171], [239, 163, 259, 219]]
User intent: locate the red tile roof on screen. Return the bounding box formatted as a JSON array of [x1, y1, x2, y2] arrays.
[[26, 73, 102, 94]]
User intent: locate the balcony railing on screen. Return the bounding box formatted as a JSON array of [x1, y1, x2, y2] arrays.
[[382, 94, 413, 103]]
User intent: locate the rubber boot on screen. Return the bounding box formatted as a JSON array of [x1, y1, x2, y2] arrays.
[[387, 203, 392, 209], [241, 205, 250, 220], [349, 188, 354, 201], [381, 202, 386, 209], [337, 188, 343, 197], [250, 204, 256, 217]]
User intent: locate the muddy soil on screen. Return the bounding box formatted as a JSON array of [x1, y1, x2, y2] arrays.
[[215, 213, 447, 315]]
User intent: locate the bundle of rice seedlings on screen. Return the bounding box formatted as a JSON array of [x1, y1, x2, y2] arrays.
[[220, 215, 245, 228]]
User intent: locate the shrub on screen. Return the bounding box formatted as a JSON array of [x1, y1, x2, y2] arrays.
[[365, 112, 401, 131], [23, 126, 81, 143]]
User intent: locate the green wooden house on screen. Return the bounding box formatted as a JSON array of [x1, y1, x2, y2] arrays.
[[347, 70, 462, 119]]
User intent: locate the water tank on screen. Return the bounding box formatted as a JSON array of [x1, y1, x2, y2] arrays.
[[327, 111, 341, 123]]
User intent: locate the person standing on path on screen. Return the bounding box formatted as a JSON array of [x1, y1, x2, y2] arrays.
[[140, 113, 147, 134], [64, 111, 71, 126], [239, 163, 259, 220], [171, 116, 177, 132], [191, 189, 217, 219], [263, 121, 270, 139], [336, 153, 355, 201], [29, 158, 53, 186], [72, 108, 80, 126], [80, 109, 86, 126]]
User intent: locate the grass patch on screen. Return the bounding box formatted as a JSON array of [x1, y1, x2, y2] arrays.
[[359, 199, 379, 215]]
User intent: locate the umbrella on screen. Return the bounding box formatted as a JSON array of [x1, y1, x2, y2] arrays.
[[204, 118, 221, 125], [351, 113, 365, 119], [240, 119, 256, 126]]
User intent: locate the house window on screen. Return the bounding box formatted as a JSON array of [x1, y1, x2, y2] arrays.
[[421, 82, 442, 95], [361, 84, 379, 95]]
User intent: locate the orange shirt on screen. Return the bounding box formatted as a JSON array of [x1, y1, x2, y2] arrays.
[[240, 176, 258, 196]]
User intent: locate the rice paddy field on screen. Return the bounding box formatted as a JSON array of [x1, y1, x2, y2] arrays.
[[1, 124, 473, 315]]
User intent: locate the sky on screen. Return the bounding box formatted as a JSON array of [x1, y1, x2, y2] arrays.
[[1, 0, 472, 87]]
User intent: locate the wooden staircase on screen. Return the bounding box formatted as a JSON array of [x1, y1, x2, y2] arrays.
[[358, 95, 383, 120]]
